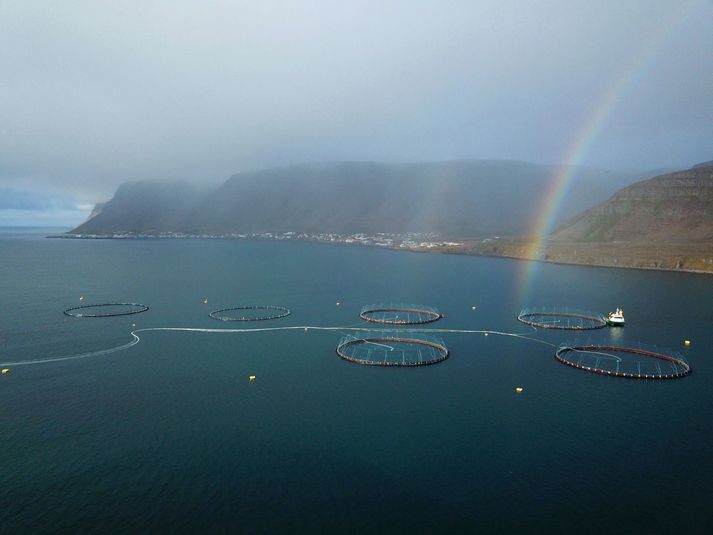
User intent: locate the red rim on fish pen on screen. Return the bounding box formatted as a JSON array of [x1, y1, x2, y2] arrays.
[[554, 343, 690, 379]]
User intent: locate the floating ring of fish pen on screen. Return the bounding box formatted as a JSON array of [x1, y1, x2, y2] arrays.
[[554, 344, 691, 379], [209, 305, 291, 322], [336, 335, 449, 366], [359, 304, 442, 325], [64, 303, 149, 318], [517, 307, 606, 330]]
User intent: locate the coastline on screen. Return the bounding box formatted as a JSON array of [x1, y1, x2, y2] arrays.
[[454, 240, 713, 276], [49, 231, 713, 276], [432, 245, 713, 277]]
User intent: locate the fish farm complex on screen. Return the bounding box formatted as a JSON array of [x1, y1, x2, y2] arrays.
[[2, 300, 692, 381]]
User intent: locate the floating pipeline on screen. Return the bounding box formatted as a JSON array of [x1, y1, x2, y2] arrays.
[[2, 321, 692, 381], [0, 325, 552, 368]]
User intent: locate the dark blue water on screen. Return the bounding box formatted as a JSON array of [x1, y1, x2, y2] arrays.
[[2, 229, 712, 533]]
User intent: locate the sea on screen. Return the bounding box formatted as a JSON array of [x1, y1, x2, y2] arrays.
[[1, 227, 712, 533]]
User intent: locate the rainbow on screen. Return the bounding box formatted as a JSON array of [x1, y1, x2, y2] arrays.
[[517, 1, 698, 302]]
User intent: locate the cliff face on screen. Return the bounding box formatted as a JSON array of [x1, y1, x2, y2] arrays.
[[553, 166, 713, 243]]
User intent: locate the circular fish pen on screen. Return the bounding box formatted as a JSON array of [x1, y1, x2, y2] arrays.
[[360, 304, 442, 325], [64, 303, 149, 318], [209, 305, 291, 322], [555, 342, 690, 379], [336, 333, 449, 366], [518, 306, 606, 330]]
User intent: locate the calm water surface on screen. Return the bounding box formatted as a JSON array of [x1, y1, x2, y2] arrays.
[[1, 229, 712, 533]]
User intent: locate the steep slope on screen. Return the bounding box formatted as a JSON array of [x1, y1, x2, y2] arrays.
[[72, 181, 209, 233], [71, 160, 639, 237], [552, 165, 713, 243]]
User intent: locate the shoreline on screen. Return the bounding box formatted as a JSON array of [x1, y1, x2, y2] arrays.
[[431, 247, 713, 277], [48, 232, 713, 276]]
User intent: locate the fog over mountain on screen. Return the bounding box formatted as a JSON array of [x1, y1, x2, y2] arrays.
[[72, 160, 641, 237], [1, 1, 712, 226]]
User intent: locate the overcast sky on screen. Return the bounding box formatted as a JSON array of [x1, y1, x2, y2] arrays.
[[0, 0, 711, 224]]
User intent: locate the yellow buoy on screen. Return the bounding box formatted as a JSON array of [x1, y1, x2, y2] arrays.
[[132, 323, 136, 328], [1, 368, 9, 374], [472, 306, 476, 310], [304, 327, 308, 332], [248, 375, 256, 381], [484, 332, 488, 337], [336, 302, 341, 306], [684, 340, 691, 347], [515, 387, 524, 393], [80, 296, 85, 301], [203, 298, 208, 304]]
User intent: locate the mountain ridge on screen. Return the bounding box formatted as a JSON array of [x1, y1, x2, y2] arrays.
[[72, 160, 638, 238]]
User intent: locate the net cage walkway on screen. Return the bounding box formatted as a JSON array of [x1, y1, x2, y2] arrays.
[[518, 306, 607, 330], [555, 341, 691, 379], [360, 303, 443, 325], [336, 332, 449, 366], [209, 305, 291, 322], [64, 303, 149, 318]]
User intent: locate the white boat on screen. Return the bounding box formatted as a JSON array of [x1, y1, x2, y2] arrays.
[[607, 308, 625, 326]]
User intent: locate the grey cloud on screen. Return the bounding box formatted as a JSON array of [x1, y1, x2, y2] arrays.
[[0, 0, 711, 203], [0, 188, 79, 211]]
